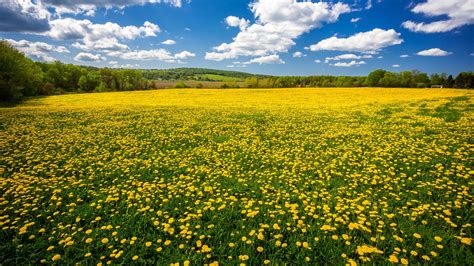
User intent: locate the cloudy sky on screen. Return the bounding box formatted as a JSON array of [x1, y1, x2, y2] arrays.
[[0, 0, 473, 76]]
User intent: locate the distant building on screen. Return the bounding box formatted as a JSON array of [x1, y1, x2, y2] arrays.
[[431, 85, 443, 88]]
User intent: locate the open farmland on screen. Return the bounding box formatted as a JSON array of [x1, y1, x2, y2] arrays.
[[0, 88, 473, 265]]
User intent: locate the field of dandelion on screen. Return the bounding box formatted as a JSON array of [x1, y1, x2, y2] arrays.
[[0, 88, 473, 265]]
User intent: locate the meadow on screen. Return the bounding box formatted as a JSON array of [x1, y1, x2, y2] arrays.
[[0, 88, 473, 265]]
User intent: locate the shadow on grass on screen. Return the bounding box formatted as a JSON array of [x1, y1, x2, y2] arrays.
[[418, 96, 470, 122], [0, 95, 50, 108]]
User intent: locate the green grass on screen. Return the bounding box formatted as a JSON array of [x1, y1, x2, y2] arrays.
[[196, 74, 243, 82]]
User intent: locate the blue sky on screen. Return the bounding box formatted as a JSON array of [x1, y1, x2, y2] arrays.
[[0, 0, 473, 76]]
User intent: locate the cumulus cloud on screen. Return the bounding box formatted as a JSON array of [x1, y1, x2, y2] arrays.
[[47, 18, 160, 52], [247, 54, 285, 64], [108, 49, 195, 63], [74, 52, 106, 62], [205, 0, 351, 61], [292, 51, 305, 58], [416, 48, 451, 56], [0, 0, 50, 32], [314, 59, 321, 63], [325, 53, 372, 62], [333, 60, 366, 67], [161, 39, 176, 45], [48, 19, 159, 40], [109, 49, 173, 61], [402, 0, 474, 33], [400, 54, 409, 58], [174, 51, 195, 59], [310, 28, 402, 53], [392, 64, 400, 67], [6, 39, 69, 62], [0, 0, 186, 32], [40, 0, 188, 15], [225, 16, 250, 30]]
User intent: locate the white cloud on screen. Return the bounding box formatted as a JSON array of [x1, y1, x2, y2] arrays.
[[6, 39, 69, 62], [39, 0, 188, 15], [110, 63, 141, 69], [47, 18, 160, 52], [402, 0, 474, 33], [325, 53, 372, 61], [392, 64, 400, 67], [109, 49, 173, 61], [366, 0, 372, 10], [226, 64, 247, 68], [351, 17, 361, 23], [174, 51, 195, 59], [161, 39, 176, 45], [333, 60, 366, 67], [246, 54, 285, 64], [225, 16, 250, 30], [48, 18, 160, 40], [365, 0, 383, 10], [292, 51, 305, 58], [0, 0, 51, 32], [400, 54, 409, 58], [310, 28, 402, 53], [108, 61, 118, 65], [205, 0, 351, 61], [314, 59, 321, 63], [74, 52, 106, 62], [108, 49, 195, 62], [0, 0, 187, 33], [416, 48, 451, 56]]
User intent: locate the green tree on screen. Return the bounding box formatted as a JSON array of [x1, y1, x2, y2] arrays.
[[446, 75, 454, 88], [430, 73, 446, 87], [245, 77, 259, 88], [78, 72, 100, 92], [0, 40, 43, 101], [454, 72, 474, 88], [410, 70, 429, 88], [366, 69, 386, 87], [380, 72, 400, 87]]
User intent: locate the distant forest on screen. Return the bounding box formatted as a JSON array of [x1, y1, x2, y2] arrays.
[[1, 40, 473, 101]]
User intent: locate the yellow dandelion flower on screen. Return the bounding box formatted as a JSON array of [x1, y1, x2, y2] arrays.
[[388, 255, 399, 263]]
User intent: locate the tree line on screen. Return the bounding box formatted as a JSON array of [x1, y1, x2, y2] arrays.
[[142, 68, 267, 81], [1, 40, 473, 101], [1, 41, 155, 101], [244, 70, 473, 89]]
